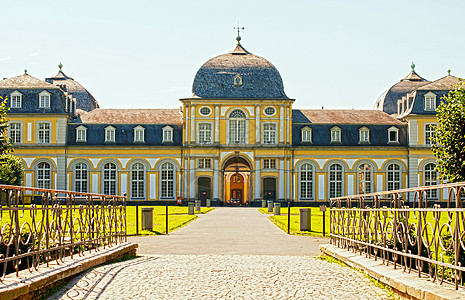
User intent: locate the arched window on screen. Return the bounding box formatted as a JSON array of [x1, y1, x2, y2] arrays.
[[387, 163, 401, 191], [300, 163, 313, 199], [103, 162, 117, 195], [329, 164, 343, 198], [228, 109, 246, 144], [74, 163, 88, 193], [131, 163, 145, 199], [161, 163, 175, 199], [424, 163, 438, 199], [37, 162, 51, 189], [358, 164, 372, 194]]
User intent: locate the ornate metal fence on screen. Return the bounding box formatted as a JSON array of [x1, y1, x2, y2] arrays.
[[0, 184, 127, 281], [330, 182, 465, 290]]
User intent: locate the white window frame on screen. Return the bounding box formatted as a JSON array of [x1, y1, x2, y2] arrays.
[[263, 106, 276, 117], [228, 109, 247, 144], [134, 125, 145, 142], [198, 122, 212, 144], [162, 125, 173, 142], [328, 163, 344, 198], [75, 125, 87, 142], [36, 161, 52, 189], [330, 126, 341, 143], [130, 162, 145, 199], [105, 126, 116, 142], [357, 163, 372, 194], [263, 158, 277, 169], [198, 158, 212, 169], [425, 123, 437, 145], [424, 92, 437, 111], [37, 121, 51, 144], [299, 163, 314, 200], [359, 126, 370, 144], [262, 122, 277, 144], [74, 162, 89, 193], [8, 122, 22, 144], [38, 90, 51, 108], [386, 163, 401, 191], [301, 126, 312, 143], [160, 162, 175, 199], [388, 126, 399, 143], [424, 163, 438, 199], [199, 106, 212, 117], [102, 162, 118, 195], [10, 91, 22, 108]]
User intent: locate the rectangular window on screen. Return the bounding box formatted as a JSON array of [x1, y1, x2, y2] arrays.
[[198, 123, 212, 144], [425, 124, 436, 145], [105, 128, 115, 142], [331, 129, 341, 142], [301, 128, 312, 143], [39, 95, 50, 108], [134, 129, 144, 142], [11, 95, 21, 108], [9, 123, 21, 144], [163, 128, 173, 142], [38, 123, 50, 143], [76, 129, 86, 142], [425, 96, 436, 110], [263, 123, 276, 144], [359, 129, 369, 143], [263, 158, 276, 169], [198, 158, 212, 169]]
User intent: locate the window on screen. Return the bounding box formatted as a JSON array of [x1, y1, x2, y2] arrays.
[[134, 126, 145, 142], [198, 158, 212, 169], [233, 74, 243, 87], [388, 126, 399, 143], [38, 122, 51, 143], [358, 164, 372, 194], [74, 163, 88, 193], [131, 163, 145, 199], [76, 126, 87, 142], [38, 91, 51, 108], [9, 123, 21, 144], [228, 109, 246, 144], [199, 106, 211, 116], [161, 163, 174, 198], [359, 127, 370, 143], [163, 126, 173, 142], [330, 126, 341, 143], [198, 123, 212, 144], [300, 163, 313, 199], [263, 158, 276, 169], [424, 93, 436, 111], [105, 126, 116, 142], [425, 124, 436, 145], [263, 123, 276, 144], [37, 162, 51, 189], [10, 91, 22, 108], [103, 162, 117, 195], [329, 164, 343, 198], [301, 127, 312, 143], [264, 106, 276, 116], [424, 163, 438, 199], [387, 163, 401, 191]]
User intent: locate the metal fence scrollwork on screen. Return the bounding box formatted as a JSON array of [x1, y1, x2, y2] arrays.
[[0, 184, 127, 281], [330, 182, 465, 290]]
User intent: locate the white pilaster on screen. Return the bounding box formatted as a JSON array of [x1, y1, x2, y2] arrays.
[[92, 174, 99, 194], [215, 106, 220, 143], [150, 174, 156, 199], [27, 123, 32, 141], [286, 158, 290, 199], [279, 106, 284, 143], [185, 106, 189, 143], [409, 119, 418, 146], [286, 107, 290, 144], [255, 159, 261, 199], [190, 106, 195, 143], [255, 106, 260, 144], [189, 157, 195, 198], [213, 158, 219, 199], [120, 173, 127, 197], [376, 174, 383, 192], [278, 158, 285, 199], [347, 174, 354, 196], [184, 157, 188, 198], [318, 174, 325, 200]]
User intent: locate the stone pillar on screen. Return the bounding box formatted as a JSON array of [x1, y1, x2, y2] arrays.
[[213, 157, 219, 199], [56, 154, 66, 190], [278, 158, 285, 199], [255, 159, 261, 199], [214, 105, 220, 143], [190, 105, 196, 143], [189, 156, 195, 199], [255, 105, 260, 144], [184, 156, 189, 198], [286, 107, 290, 144], [279, 106, 284, 143], [286, 158, 290, 200], [185, 105, 189, 144], [408, 155, 419, 201]]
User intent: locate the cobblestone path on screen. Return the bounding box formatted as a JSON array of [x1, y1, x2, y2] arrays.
[[49, 255, 390, 299]]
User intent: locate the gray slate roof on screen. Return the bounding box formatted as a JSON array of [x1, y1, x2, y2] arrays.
[[191, 44, 289, 99]]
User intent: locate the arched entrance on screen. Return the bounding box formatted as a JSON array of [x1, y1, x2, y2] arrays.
[[222, 154, 252, 205], [197, 177, 211, 206]]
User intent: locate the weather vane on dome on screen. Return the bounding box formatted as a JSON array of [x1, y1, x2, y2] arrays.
[[234, 23, 245, 45], [59, 62, 63, 71], [411, 62, 415, 71]]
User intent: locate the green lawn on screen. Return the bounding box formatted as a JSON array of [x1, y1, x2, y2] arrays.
[[259, 207, 330, 237]]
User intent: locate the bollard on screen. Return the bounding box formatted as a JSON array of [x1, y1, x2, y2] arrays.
[[261, 200, 266, 208], [195, 199, 201, 212], [320, 205, 327, 236], [267, 201, 273, 212], [188, 202, 195, 215], [206, 199, 211, 207], [299, 208, 311, 231], [274, 202, 281, 216], [141, 207, 154, 230]]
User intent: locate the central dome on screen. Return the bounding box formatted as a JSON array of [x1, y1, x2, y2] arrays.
[[192, 44, 288, 99]]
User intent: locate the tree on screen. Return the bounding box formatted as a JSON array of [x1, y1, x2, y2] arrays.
[[431, 80, 465, 183], [0, 154, 23, 185], [0, 96, 12, 154]]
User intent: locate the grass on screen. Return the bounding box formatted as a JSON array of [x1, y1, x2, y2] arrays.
[[259, 207, 330, 237]]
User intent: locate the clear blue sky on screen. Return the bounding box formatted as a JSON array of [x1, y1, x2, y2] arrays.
[[1, 0, 464, 109]]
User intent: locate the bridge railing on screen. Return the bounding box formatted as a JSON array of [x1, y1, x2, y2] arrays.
[[0, 184, 127, 281], [329, 182, 465, 290]]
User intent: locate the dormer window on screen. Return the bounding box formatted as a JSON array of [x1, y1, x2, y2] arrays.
[[388, 126, 399, 143], [10, 91, 22, 108], [330, 126, 341, 143], [301, 126, 312, 143], [233, 74, 243, 87], [76, 125, 87, 142], [424, 92, 437, 111], [134, 125, 145, 142], [163, 126, 173, 142], [105, 126, 116, 142], [359, 126, 370, 143], [38, 91, 51, 108]]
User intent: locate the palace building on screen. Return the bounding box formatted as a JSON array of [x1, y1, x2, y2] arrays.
[[0, 38, 460, 204]]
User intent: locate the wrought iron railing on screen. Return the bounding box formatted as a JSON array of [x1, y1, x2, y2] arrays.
[[0, 184, 127, 281], [330, 182, 465, 290]]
